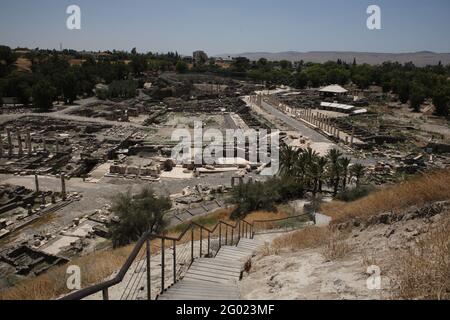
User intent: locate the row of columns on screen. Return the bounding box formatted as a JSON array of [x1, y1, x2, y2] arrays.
[[1, 128, 32, 158], [248, 94, 262, 107], [34, 173, 67, 200], [1, 128, 63, 158], [248, 94, 357, 148], [296, 109, 355, 148]]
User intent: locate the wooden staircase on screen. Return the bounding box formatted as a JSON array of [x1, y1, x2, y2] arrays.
[[157, 238, 264, 300]]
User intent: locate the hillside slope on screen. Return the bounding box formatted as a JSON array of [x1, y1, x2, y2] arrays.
[[240, 201, 449, 300]]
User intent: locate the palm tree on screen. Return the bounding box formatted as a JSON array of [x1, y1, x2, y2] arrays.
[[350, 163, 366, 186], [308, 160, 320, 195], [279, 145, 300, 177], [326, 149, 343, 196], [339, 157, 351, 190], [316, 156, 328, 193]]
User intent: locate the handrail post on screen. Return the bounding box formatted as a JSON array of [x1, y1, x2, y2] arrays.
[[246, 223, 248, 238], [207, 232, 211, 256], [225, 225, 228, 245], [219, 224, 222, 249], [146, 238, 151, 300], [238, 221, 241, 242], [102, 288, 109, 300], [231, 227, 234, 246], [199, 228, 203, 257], [173, 240, 176, 284], [161, 238, 165, 293], [191, 227, 194, 264]]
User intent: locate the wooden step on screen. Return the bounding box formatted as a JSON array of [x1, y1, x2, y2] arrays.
[[171, 281, 237, 290], [189, 266, 241, 278], [186, 269, 237, 281], [183, 274, 234, 284], [157, 237, 265, 300], [166, 286, 238, 296]]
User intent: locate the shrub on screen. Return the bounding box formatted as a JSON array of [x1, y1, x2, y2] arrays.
[[335, 185, 375, 202], [228, 177, 304, 220], [321, 230, 351, 261], [228, 178, 280, 220], [110, 187, 171, 247]]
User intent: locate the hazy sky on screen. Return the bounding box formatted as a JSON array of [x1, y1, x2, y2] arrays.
[[1, 0, 450, 55]]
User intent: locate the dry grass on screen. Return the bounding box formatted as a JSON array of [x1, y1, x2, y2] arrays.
[[272, 226, 330, 251], [322, 169, 450, 224], [390, 217, 450, 300], [0, 244, 134, 300], [271, 226, 351, 261], [321, 231, 351, 261]]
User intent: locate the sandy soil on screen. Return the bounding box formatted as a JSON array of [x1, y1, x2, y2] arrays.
[[240, 201, 449, 300]]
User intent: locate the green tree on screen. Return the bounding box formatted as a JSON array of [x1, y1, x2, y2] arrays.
[[304, 64, 326, 87], [32, 80, 56, 111], [339, 157, 351, 190], [232, 57, 250, 73], [432, 85, 450, 117], [110, 187, 171, 247], [410, 82, 426, 112], [130, 55, 147, 75], [350, 163, 366, 186], [176, 60, 188, 74], [228, 179, 280, 220], [397, 81, 411, 104], [280, 60, 292, 70], [326, 149, 343, 196], [279, 145, 300, 177], [293, 71, 308, 89], [62, 73, 77, 104]]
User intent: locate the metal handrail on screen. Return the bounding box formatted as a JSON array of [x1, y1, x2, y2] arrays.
[[252, 213, 310, 224], [60, 213, 306, 301], [251, 213, 311, 236], [61, 218, 253, 300]]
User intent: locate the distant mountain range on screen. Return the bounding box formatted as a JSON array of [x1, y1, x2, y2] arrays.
[[214, 51, 450, 66]]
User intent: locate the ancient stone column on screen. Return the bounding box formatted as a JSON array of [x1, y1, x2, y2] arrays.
[[17, 132, 23, 157], [27, 131, 32, 155], [61, 174, 67, 200], [350, 127, 355, 148], [6, 128, 12, 157], [27, 204, 32, 215], [34, 174, 39, 193]]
